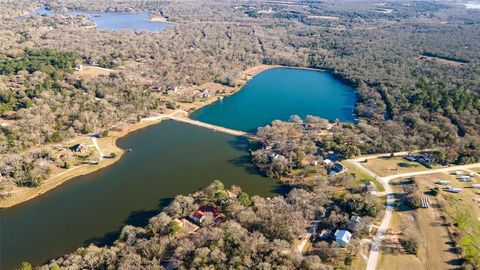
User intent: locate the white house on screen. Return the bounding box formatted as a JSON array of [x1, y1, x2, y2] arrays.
[[460, 176, 471, 182], [455, 171, 464, 175], [334, 230, 352, 247], [472, 184, 480, 189]]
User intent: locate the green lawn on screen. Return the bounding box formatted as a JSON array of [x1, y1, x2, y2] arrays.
[[342, 162, 385, 192]]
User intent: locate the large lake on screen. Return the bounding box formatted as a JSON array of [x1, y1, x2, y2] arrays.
[[191, 68, 356, 132], [0, 68, 356, 269], [35, 6, 170, 31]]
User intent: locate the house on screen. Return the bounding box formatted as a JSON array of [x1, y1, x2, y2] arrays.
[[329, 162, 345, 175], [347, 216, 363, 232], [318, 229, 333, 240], [334, 230, 352, 247], [70, 143, 88, 154], [472, 184, 480, 189], [455, 171, 464, 175], [189, 205, 221, 225], [459, 176, 471, 182]]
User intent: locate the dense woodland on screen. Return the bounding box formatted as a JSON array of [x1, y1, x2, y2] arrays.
[[37, 179, 378, 269]]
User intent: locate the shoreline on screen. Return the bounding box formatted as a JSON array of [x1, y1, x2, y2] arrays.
[[0, 64, 289, 209]]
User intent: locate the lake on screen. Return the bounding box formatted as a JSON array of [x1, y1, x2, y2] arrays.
[[34, 6, 170, 31], [191, 68, 356, 132], [0, 121, 286, 270], [0, 68, 356, 269]]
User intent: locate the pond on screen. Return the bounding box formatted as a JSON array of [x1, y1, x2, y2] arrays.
[[0, 68, 356, 269], [34, 6, 170, 31], [191, 68, 356, 132]]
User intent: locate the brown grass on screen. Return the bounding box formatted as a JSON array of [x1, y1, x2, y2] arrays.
[[379, 173, 466, 269], [419, 56, 467, 67], [73, 65, 113, 79], [362, 157, 431, 177]]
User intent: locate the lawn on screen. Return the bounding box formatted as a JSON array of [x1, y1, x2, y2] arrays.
[[379, 175, 461, 270], [362, 157, 432, 177], [342, 162, 385, 192]]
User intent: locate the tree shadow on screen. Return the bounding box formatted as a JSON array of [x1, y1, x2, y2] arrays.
[[83, 197, 173, 247], [227, 154, 263, 175], [227, 136, 251, 151], [271, 184, 292, 195]]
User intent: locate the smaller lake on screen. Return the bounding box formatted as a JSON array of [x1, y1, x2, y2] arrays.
[[35, 6, 170, 31], [191, 68, 357, 132]]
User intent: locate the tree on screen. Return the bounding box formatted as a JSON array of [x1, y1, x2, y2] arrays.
[[237, 192, 251, 207], [166, 220, 182, 236], [19, 262, 33, 270]]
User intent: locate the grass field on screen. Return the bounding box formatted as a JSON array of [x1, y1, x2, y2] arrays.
[[342, 162, 385, 192], [378, 174, 461, 269], [362, 157, 431, 177]]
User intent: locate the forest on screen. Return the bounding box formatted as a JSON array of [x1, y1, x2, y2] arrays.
[[37, 179, 379, 269]]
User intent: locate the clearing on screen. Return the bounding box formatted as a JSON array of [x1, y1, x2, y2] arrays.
[[361, 156, 431, 177], [378, 173, 462, 269], [73, 65, 114, 79]]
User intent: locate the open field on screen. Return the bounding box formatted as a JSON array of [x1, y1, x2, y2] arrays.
[[342, 161, 385, 192], [378, 173, 461, 270], [419, 55, 467, 67], [362, 156, 432, 177], [73, 65, 114, 79], [377, 212, 423, 270]]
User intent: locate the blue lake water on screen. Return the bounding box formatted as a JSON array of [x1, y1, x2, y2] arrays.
[[191, 68, 356, 132], [35, 6, 170, 31]]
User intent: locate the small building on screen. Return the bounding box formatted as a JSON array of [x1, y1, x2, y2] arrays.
[[318, 229, 333, 240], [189, 205, 221, 225], [347, 216, 363, 232], [405, 156, 416, 162], [459, 176, 471, 182], [334, 230, 352, 247], [323, 159, 333, 166], [70, 143, 88, 154], [329, 162, 345, 176], [455, 171, 464, 175], [447, 186, 463, 193], [472, 184, 480, 189], [436, 180, 450, 185]]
